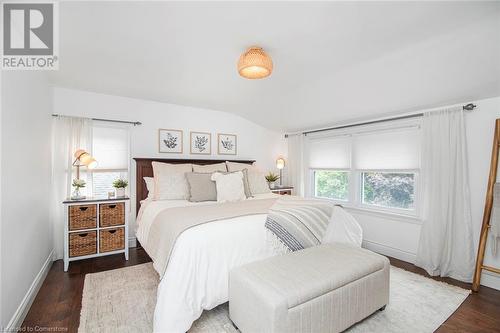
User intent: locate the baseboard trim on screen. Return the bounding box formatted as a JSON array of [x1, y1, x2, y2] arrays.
[[480, 270, 500, 291], [128, 236, 137, 248], [6, 249, 54, 330], [362, 239, 417, 264]]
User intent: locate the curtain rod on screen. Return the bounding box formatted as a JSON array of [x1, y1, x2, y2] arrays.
[[286, 103, 477, 137], [52, 114, 142, 126]]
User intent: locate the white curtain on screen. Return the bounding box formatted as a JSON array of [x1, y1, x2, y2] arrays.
[[415, 108, 475, 282], [51, 116, 92, 259], [287, 134, 305, 196]]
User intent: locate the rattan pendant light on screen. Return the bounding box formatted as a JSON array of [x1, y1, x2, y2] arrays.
[[238, 46, 273, 79]]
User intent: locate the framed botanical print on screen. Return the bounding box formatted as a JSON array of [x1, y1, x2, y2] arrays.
[[217, 133, 237, 155], [158, 129, 183, 153], [190, 132, 211, 155]]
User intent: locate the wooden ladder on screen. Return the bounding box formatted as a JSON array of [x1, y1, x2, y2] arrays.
[[472, 118, 500, 292]]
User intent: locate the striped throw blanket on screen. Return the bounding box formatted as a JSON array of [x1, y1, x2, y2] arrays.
[[265, 197, 334, 251]]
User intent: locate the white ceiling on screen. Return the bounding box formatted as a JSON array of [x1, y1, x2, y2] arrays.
[[51, 1, 500, 132]]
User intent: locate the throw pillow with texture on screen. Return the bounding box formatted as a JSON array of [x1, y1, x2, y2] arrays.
[[211, 171, 246, 203], [192, 162, 227, 173], [247, 170, 271, 195], [152, 162, 193, 200], [226, 161, 257, 172]]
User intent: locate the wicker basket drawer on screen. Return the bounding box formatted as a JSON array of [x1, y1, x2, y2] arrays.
[[99, 202, 125, 227], [99, 227, 125, 253], [69, 231, 97, 257], [69, 205, 97, 230]]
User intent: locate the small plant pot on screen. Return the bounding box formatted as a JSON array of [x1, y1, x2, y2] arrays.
[[115, 187, 126, 197], [269, 182, 276, 189]]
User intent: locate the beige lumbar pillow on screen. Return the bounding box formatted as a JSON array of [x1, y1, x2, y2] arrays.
[[186, 172, 217, 202], [192, 162, 227, 173], [152, 162, 193, 200], [211, 171, 246, 203]]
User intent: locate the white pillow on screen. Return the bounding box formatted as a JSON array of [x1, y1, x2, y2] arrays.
[[193, 162, 227, 173], [226, 161, 257, 172], [247, 170, 271, 195], [322, 206, 363, 247], [143, 177, 155, 199], [152, 162, 193, 200], [211, 171, 246, 203]]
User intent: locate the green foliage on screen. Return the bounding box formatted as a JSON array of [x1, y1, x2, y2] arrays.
[[112, 179, 129, 188], [265, 172, 280, 182], [362, 172, 414, 209], [315, 170, 415, 210], [315, 171, 348, 200], [72, 179, 86, 188]]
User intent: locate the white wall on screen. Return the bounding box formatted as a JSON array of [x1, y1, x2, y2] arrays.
[[53, 87, 287, 244], [466, 96, 500, 290], [1, 72, 53, 328]]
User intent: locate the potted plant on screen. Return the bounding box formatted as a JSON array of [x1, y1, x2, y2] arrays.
[[112, 179, 128, 197], [71, 179, 86, 200], [265, 172, 280, 189]]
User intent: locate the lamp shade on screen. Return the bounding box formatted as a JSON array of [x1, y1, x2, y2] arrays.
[[86, 158, 98, 169], [79, 153, 92, 165], [74, 149, 98, 168], [74, 149, 86, 159], [238, 47, 273, 79], [276, 158, 285, 169]]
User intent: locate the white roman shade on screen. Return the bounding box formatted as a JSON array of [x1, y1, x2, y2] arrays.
[[92, 126, 129, 170], [308, 135, 351, 169], [353, 127, 420, 170]]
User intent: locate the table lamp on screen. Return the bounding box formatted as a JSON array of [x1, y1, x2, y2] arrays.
[[73, 149, 98, 180], [276, 157, 285, 186]]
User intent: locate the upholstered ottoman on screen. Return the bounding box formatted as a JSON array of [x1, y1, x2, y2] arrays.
[[229, 243, 390, 333]]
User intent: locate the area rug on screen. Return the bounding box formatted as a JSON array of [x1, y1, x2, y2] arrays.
[[79, 263, 469, 333]]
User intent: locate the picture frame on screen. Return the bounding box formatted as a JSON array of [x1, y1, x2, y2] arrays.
[[190, 131, 211, 155], [158, 129, 183, 153], [217, 133, 237, 155]]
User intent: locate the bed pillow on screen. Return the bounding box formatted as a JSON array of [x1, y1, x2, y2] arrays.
[[211, 171, 246, 203], [186, 172, 217, 202], [192, 162, 227, 173], [241, 169, 253, 198], [247, 170, 272, 195], [226, 161, 257, 172], [144, 177, 155, 199], [152, 162, 193, 200]]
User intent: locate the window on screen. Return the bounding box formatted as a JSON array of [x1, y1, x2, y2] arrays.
[[91, 124, 130, 197], [307, 123, 420, 216], [361, 172, 415, 210], [308, 135, 351, 201], [314, 170, 349, 201]]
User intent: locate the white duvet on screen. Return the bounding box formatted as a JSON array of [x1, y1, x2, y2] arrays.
[[136, 194, 281, 333]]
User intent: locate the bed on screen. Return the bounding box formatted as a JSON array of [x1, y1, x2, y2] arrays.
[[134, 158, 282, 333]]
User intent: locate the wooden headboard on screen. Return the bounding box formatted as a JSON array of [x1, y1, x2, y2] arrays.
[[133, 158, 255, 215]]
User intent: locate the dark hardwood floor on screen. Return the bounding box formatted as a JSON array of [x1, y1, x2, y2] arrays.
[[21, 248, 500, 333]]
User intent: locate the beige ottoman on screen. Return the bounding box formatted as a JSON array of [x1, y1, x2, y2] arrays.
[[229, 243, 390, 333]]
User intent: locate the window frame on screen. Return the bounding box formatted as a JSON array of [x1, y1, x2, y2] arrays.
[[310, 168, 352, 203], [357, 169, 420, 217], [307, 121, 421, 218]]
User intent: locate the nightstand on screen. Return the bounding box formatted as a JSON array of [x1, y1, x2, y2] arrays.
[[271, 186, 294, 195], [63, 197, 130, 271]]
